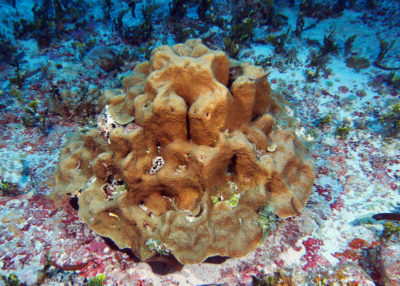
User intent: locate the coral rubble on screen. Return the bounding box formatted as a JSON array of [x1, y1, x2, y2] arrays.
[[55, 39, 313, 264]]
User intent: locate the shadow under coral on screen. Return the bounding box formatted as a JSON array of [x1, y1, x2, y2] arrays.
[[101, 236, 230, 275]]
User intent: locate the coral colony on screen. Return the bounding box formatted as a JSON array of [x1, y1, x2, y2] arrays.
[[0, 0, 400, 285], [56, 39, 313, 264]]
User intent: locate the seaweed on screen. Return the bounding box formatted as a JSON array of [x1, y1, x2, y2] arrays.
[[86, 274, 106, 286], [21, 99, 49, 136], [197, 0, 213, 20], [307, 49, 327, 68], [283, 47, 299, 65], [169, 0, 187, 22], [366, 0, 377, 9], [378, 221, 400, 241], [386, 72, 400, 90], [344, 34, 357, 57], [252, 271, 274, 286], [0, 178, 20, 197], [231, 16, 256, 43], [224, 37, 240, 58], [229, 0, 287, 30], [9, 85, 23, 101], [295, 12, 304, 37], [255, 55, 281, 70], [223, 12, 255, 58], [146, 238, 170, 256], [335, 121, 351, 139], [0, 273, 25, 286], [223, 0, 257, 58], [300, 0, 332, 20], [223, 0, 288, 57], [332, 0, 346, 14], [36, 253, 54, 284], [258, 205, 279, 239], [30, 1, 55, 47], [374, 38, 400, 70], [127, 0, 136, 18], [383, 222, 400, 240], [332, 0, 358, 13], [9, 69, 27, 89], [102, 0, 113, 21], [266, 28, 290, 54], [53, 0, 67, 21], [348, 0, 356, 8], [318, 114, 332, 127], [304, 67, 320, 82], [13, 19, 34, 39], [375, 38, 395, 65], [305, 38, 320, 47], [380, 102, 400, 138], [0, 32, 22, 66], [259, 0, 287, 29], [305, 31, 339, 81], [320, 31, 338, 56], [13, 0, 86, 48], [115, 4, 159, 45], [345, 56, 370, 72], [9, 66, 40, 98], [74, 38, 96, 58], [173, 24, 196, 43], [251, 269, 295, 286]]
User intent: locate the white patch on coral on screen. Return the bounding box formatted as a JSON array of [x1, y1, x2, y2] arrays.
[[175, 164, 186, 174], [228, 181, 238, 193], [108, 212, 120, 219], [149, 156, 164, 174], [138, 203, 148, 211], [285, 105, 294, 116], [85, 176, 96, 189], [267, 143, 277, 152], [296, 127, 314, 142], [97, 105, 119, 143], [186, 216, 197, 223]]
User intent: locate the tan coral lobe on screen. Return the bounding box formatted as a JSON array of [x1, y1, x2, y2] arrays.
[[55, 39, 314, 264]]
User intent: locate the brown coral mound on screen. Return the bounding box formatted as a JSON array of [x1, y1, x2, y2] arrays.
[[55, 39, 314, 264]]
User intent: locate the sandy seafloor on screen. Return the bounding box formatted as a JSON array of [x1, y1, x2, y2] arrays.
[[0, 0, 399, 285]]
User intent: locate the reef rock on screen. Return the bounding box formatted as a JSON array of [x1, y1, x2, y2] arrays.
[[379, 237, 400, 285], [55, 39, 314, 264]]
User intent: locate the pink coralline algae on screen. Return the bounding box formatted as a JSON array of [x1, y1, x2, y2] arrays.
[[329, 197, 344, 212], [315, 184, 333, 201], [302, 237, 325, 271], [339, 85, 349, 93]]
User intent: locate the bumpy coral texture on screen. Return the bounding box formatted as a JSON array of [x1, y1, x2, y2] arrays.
[[56, 39, 314, 264]]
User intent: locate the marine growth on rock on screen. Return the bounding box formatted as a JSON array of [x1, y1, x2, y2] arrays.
[[55, 39, 314, 264]]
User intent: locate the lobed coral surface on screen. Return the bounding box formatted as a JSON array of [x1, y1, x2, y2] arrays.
[[55, 39, 313, 265]]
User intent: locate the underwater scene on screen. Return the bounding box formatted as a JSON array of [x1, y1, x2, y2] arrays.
[[0, 0, 399, 285]]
